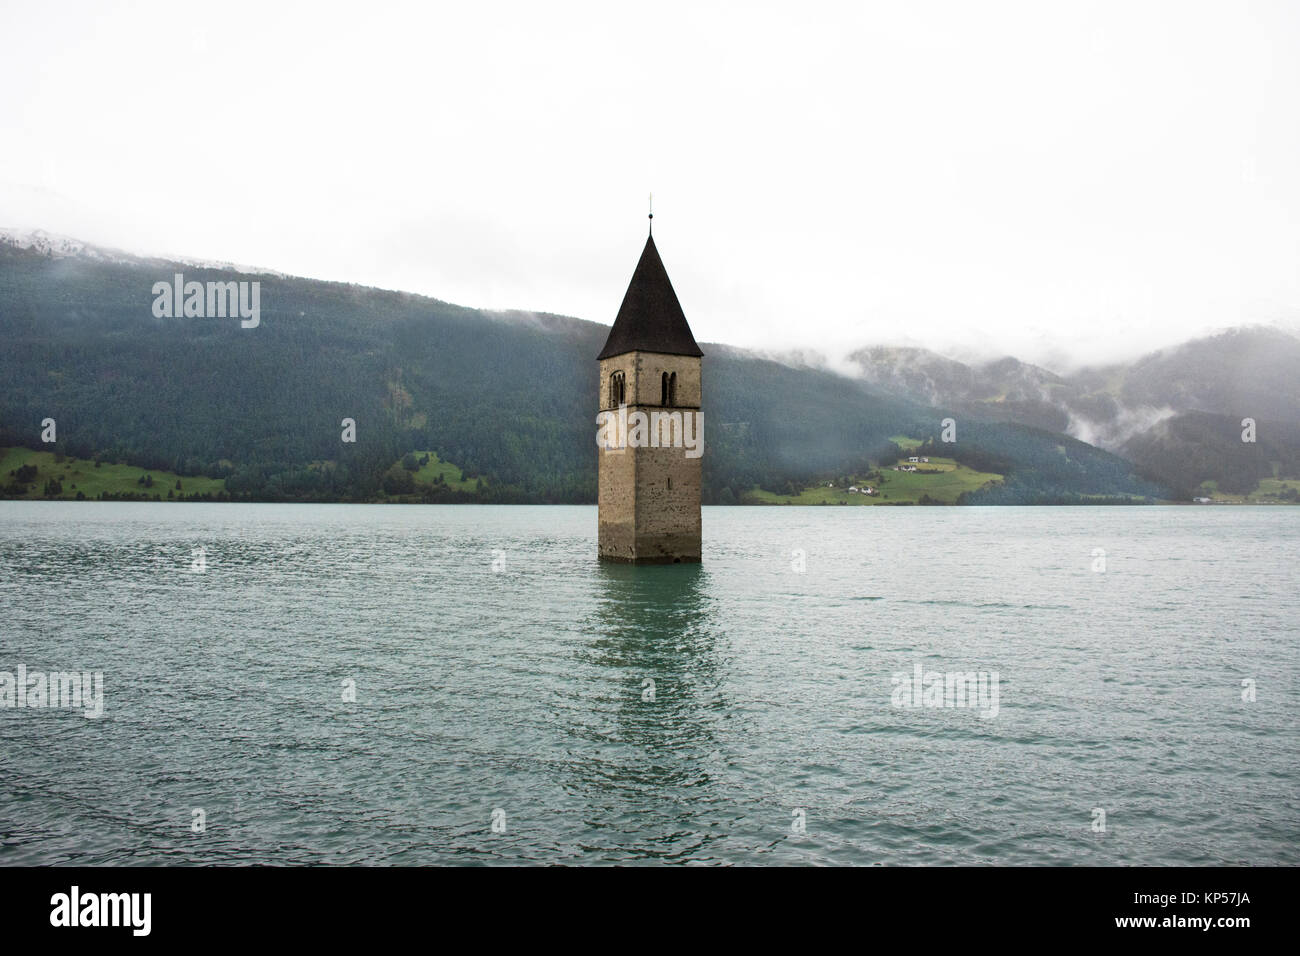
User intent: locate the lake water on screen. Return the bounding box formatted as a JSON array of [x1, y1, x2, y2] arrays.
[[1, 502, 1296, 865]]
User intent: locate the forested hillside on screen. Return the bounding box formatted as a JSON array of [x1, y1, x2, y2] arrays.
[[0, 241, 1167, 504], [849, 328, 1300, 500]]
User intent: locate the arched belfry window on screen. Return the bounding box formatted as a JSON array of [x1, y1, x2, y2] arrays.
[[661, 372, 670, 406], [610, 371, 626, 408], [669, 372, 678, 407]]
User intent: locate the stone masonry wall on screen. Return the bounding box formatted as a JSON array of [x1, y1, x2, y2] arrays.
[[598, 351, 702, 562]]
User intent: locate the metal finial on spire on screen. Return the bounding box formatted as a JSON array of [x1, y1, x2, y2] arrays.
[[648, 192, 653, 236]]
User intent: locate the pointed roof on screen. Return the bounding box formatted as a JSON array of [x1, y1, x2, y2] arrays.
[[598, 235, 703, 360]]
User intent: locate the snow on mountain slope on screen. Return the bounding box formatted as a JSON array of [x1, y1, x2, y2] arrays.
[[0, 226, 287, 277]]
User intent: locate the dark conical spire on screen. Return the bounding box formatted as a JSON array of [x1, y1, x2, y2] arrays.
[[597, 235, 703, 360]]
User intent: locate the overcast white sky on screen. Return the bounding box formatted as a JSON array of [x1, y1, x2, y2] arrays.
[[1, 0, 1297, 368]]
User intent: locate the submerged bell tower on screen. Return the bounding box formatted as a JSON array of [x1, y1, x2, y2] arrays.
[[597, 217, 703, 563]]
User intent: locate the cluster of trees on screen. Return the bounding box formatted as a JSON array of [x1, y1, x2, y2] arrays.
[[3, 463, 38, 495], [957, 483, 1156, 505]]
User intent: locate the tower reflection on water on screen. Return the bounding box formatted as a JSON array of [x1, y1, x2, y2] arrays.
[[561, 562, 733, 838]]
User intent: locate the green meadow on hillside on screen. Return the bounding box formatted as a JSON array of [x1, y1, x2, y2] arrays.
[[888, 435, 924, 451], [376, 450, 488, 501], [406, 450, 480, 492], [1, 447, 227, 500], [1198, 477, 1300, 504], [745, 454, 1002, 505]]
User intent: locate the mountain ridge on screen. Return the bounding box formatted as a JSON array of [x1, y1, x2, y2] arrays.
[[1, 229, 1287, 504]]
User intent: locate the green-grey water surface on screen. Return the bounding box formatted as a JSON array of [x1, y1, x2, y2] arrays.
[[1, 502, 1296, 865]]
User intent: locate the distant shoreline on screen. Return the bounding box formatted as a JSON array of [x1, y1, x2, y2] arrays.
[[5, 445, 1296, 507], [3, 497, 1295, 507]]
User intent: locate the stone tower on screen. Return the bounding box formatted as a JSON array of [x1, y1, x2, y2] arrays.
[[597, 230, 703, 563]]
